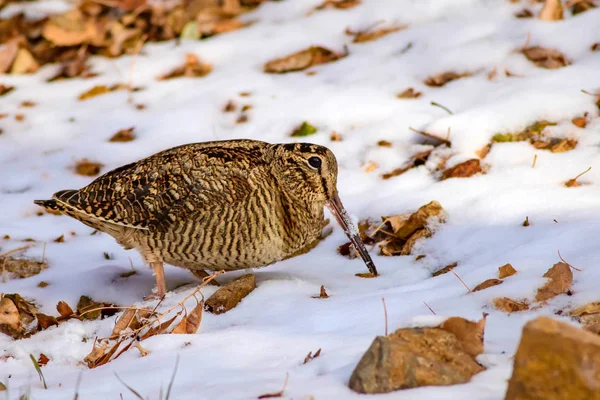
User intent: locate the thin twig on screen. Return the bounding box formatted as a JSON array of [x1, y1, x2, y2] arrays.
[[532, 154, 537, 168], [73, 371, 83, 400], [258, 373, 289, 399], [114, 373, 144, 400], [558, 250, 582, 272], [381, 298, 388, 336], [165, 355, 180, 400], [423, 301, 436, 315], [430, 101, 453, 115], [450, 269, 472, 293]]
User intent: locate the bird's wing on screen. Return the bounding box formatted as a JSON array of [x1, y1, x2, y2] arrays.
[[54, 140, 270, 231]]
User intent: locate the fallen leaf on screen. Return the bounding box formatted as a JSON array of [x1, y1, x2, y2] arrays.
[[158, 53, 212, 80], [0, 84, 15, 97], [424, 71, 470, 87], [531, 138, 577, 153], [571, 0, 596, 15], [535, 262, 573, 302], [523, 216, 530, 226], [36, 313, 59, 330], [0, 257, 47, 279], [538, 0, 563, 21], [111, 309, 144, 337], [264, 46, 346, 74], [592, 43, 600, 51], [84, 341, 108, 368], [572, 116, 587, 128], [381, 149, 432, 180], [303, 348, 322, 364], [363, 161, 378, 173], [441, 159, 482, 180], [10, 48, 39, 75], [172, 302, 203, 334], [78, 85, 111, 100], [498, 263, 517, 279], [0, 297, 22, 335], [515, 8, 533, 18], [315, 0, 361, 10], [570, 302, 600, 317], [330, 131, 343, 141], [109, 127, 136, 142], [472, 279, 503, 292], [396, 88, 422, 99], [42, 10, 97, 46], [19, 100, 36, 108], [37, 353, 49, 366], [355, 272, 376, 278], [377, 140, 393, 147], [223, 100, 236, 112], [4, 294, 38, 326], [346, 25, 404, 43], [438, 315, 486, 357], [14, 113, 25, 122], [37, 281, 49, 288], [312, 285, 329, 299], [236, 114, 249, 124], [74, 159, 102, 176], [493, 297, 529, 313], [205, 274, 256, 314], [522, 47, 569, 69], [77, 295, 114, 320], [432, 262, 457, 277], [492, 120, 556, 143], [0, 39, 19, 74], [476, 143, 492, 159], [56, 301, 74, 318], [291, 121, 318, 137], [54, 234, 65, 243]]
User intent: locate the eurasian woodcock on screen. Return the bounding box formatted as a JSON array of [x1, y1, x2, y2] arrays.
[[35, 139, 377, 298]]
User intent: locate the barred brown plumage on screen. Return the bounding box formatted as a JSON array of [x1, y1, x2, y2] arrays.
[[34, 139, 378, 299]]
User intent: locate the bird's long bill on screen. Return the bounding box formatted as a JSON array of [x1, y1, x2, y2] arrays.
[[326, 192, 379, 277]]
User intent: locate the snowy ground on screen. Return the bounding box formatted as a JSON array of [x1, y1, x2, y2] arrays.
[[2, 0, 600, 398]]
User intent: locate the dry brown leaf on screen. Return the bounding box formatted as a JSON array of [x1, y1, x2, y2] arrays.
[[438, 315, 486, 357], [140, 313, 179, 340], [78, 85, 111, 101], [42, 10, 98, 46], [4, 294, 38, 326], [0, 297, 22, 336], [264, 46, 346, 74], [441, 159, 482, 180], [535, 262, 573, 302], [531, 138, 577, 153], [36, 313, 59, 330], [74, 159, 102, 176], [538, 0, 563, 20], [572, 116, 587, 128], [592, 43, 600, 51], [312, 285, 329, 299], [77, 295, 115, 320], [472, 279, 503, 292], [205, 274, 256, 314], [330, 131, 343, 141], [223, 100, 236, 112], [363, 161, 378, 173], [381, 149, 432, 180], [522, 47, 569, 69], [0, 84, 15, 97], [432, 262, 457, 277], [158, 53, 212, 80], [172, 302, 203, 334], [347, 25, 404, 43], [355, 272, 376, 278], [515, 8, 534, 18], [424, 71, 470, 87], [498, 263, 518, 279], [109, 127, 136, 142], [0, 257, 47, 279], [0, 39, 19, 74], [37, 353, 50, 366], [493, 297, 530, 313], [315, 0, 361, 10], [396, 88, 422, 99], [570, 302, 600, 317], [572, 0, 597, 15], [84, 341, 108, 368], [56, 301, 74, 318], [303, 348, 322, 364], [377, 140, 393, 147], [112, 309, 143, 337], [10, 48, 39, 75]]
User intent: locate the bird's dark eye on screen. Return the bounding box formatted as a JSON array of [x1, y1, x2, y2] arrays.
[[307, 156, 322, 169]]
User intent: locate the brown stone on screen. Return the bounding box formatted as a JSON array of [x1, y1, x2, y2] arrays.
[[535, 262, 572, 302], [498, 263, 517, 279], [506, 316, 600, 400], [348, 327, 484, 394]]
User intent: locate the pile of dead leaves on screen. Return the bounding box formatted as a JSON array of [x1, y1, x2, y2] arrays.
[[339, 201, 445, 258], [0, 293, 116, 340], [0, 0, 263, 77]]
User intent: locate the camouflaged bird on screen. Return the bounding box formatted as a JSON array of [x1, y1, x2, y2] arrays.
[[35, 139, 378, 298]]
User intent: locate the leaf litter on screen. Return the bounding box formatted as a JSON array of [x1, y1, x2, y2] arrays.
[[264, 46, 347, 74]]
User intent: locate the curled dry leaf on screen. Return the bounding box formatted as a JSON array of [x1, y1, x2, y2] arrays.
[[535, 262, 573, 302], [432, 262, 457, 277], [315, 0, 361, 10], [264, 46, 346, 74], [36, 313, 59, 330], [77, 295, 116, 320], [56, 301, 74, 318], [74, 159, 103, 176], [10, 48, 39, 75], [424, 71, 471, 87], [4, 294, 38, 326], [438, 315, 486, 357], [112, 309, 145, 337], [381, 149, 431, 180], [515, 8, 533, 18], [205, 274, 256, 314], [498, 263, 517, 279], [172, 302, 203, 334], [109, 127, 136, 142], [0, 84, 15, 97], [472, 279, 503, 292], [396, 88, 422, 99], [522, 47, 569, 69], [531, 138, 577, 153], [37, 353, 50, 366], [538, 0, 563, 21], [312, 285, 329, 299], [78, 84, 131, 101], [303, 348, 322, 364], [494, 297, 530, 313], [158, 53, 212, 80], [441, 159, 482, 180], [571, 0, 597, 15], [346, 25, 405, 43]]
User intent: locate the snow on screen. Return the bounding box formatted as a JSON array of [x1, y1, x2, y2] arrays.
[[1, 0, 600, 398]]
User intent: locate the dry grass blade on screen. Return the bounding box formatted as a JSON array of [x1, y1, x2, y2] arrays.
[[382, 297, 388, 336], [165, 355, 180, 400], [258, 373, 289, 399], [450, 269, 472, 293], [558, 250, 582, 272], [0, 245, 31, 258], [29, 354, 47, 389], [423, 301, 436, 315], [564, 166, 591, 187], [114, 373, 144, 400], [73, 371, 83, 400], [409, 127, 451, 147]]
